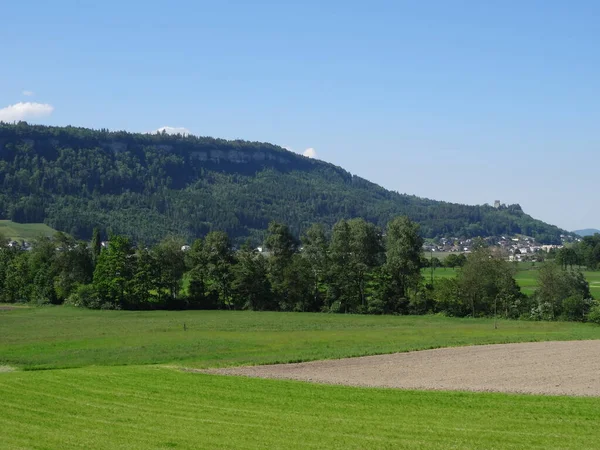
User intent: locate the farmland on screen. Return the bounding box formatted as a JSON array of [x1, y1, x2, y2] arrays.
[[3, 307, 600, 370], [3, 365, 600, 449], [0, 220, 58, 241], [2, 308, 600, 448]]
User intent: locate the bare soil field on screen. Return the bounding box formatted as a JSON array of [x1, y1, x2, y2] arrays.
[[206, 340, 600, 396]]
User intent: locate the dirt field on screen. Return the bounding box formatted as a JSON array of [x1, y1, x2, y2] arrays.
[[206, 340, 600, 396]]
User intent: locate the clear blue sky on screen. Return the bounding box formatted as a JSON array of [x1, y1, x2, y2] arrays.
[[2, 0, 598, 231]]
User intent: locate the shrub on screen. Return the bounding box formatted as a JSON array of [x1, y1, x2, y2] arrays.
[[560, 295, 593, 322], [65, 284, 101, 309], [586, 302, 600, 324]]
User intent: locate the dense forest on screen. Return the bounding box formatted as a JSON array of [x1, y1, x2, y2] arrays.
[[0, 122, 568, 244], [0, 218, 595, 322]]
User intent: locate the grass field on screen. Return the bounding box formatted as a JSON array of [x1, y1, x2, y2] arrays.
[[3, 308, 600, 370], [3, 365, 600, 449], [2, 308, 600, 448], [0, 220, 58, 240]]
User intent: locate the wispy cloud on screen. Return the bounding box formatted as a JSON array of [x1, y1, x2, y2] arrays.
[[22, 90, 34, 97], [153, 126, 191, 136], [0, 102, 54, 122]]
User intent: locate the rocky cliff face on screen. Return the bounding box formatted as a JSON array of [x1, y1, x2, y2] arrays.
[[0, 137, 296, 166], [189, 149, 292, 164]]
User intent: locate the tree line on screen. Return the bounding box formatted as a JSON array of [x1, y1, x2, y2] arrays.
[[554, 234, 600, 270], [0, 217, 597, 322]]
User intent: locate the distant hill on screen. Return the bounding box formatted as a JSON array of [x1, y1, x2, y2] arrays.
[[573, 229, 600, 237], [0, 122, 569, 244], [0, 220, 58, 241]]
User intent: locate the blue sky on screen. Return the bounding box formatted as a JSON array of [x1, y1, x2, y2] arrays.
[[2, 0, 598, 230]]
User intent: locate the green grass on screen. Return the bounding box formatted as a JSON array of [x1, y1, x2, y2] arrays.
[[3, 308, 600, 449], [0, 220, 58, 240], [2, 307, 600, 370], [514, 269, 540, 296], [2, 365, 600, 449], [422, 267, 459, 279], [424, 251, 456, 259]]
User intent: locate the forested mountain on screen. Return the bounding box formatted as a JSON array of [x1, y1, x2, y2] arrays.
[[0, 122, 567, 244]]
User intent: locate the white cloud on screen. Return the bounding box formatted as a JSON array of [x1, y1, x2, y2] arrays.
[[303, 147, 317, 158], [153, 126, 191, 136], [22, 90, 34, 97], [283, 145, 318, 159], [0, 102, 54, 122]]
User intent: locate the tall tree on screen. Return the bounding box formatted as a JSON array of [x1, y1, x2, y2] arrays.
[[3, 251, 31, 303], [202, 231, 235, 309], [328, 219, 354, 312], [264, 221, 299, 308], [458, 248, 521, 318], [28, 237, 59, 305], [301, 224, 329, 310], [154, 236, 186, 302], [185, 238, 213, 309], [384, 216, 424, 306], [347, 218, 383, 309], [232, 242, 272, 310], [535, 262, 591, 320], [91, 227, 102, 267], [92, 235, 136, 308], [130, 246, 161, 308], [53, 233, 94, 301]]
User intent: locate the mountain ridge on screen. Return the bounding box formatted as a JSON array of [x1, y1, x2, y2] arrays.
[[573, 229, 600, 237], [0, 122, 569, 244]]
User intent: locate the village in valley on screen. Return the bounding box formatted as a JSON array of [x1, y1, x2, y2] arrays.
[[422, 201, 579, 262], [423, 236, 570, 262]]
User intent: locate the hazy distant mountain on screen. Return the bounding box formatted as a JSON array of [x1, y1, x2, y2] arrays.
[[0, 122, 570, 244], [573, 229, 600, 237]]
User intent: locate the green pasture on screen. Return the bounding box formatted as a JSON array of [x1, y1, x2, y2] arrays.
[[3, 308, 600, 449], [3, 308, 600, 371], [2, 365, 600, 449], [424, 251, 455, 259], [0, 220, 58, 240]]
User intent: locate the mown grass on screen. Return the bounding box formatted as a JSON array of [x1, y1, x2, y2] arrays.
[[2, 365, 600, 449], [3, 308, 600, 449], [0, 220, 58, 240], [2, 307, 600, 370]]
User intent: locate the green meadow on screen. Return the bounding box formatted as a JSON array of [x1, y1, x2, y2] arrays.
[[3, 308, 600, 370], [3, 365, 600, 450], [0, 220, 58, 241], [2, 307, 600, 449]]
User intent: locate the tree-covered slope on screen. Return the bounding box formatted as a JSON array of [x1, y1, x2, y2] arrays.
[[0, 122, 566, 244]]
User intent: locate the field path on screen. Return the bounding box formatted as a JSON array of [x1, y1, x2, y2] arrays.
[[205, 340, 600, 396]]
